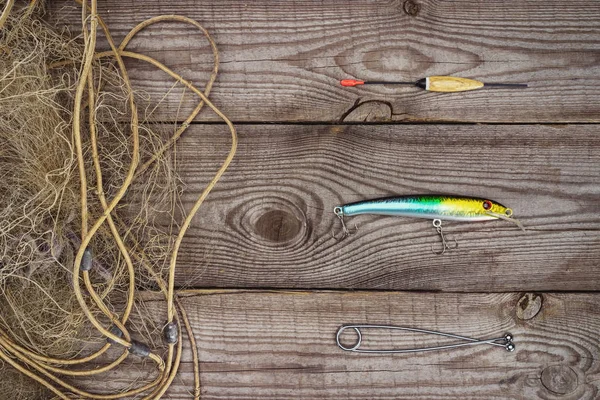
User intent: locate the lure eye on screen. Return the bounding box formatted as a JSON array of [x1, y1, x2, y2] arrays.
[[482, 200, 492, 210]]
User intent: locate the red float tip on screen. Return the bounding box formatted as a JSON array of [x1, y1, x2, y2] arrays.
[[340, 79, 365, 87]]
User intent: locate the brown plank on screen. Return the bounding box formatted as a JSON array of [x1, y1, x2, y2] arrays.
[[73, 291, 600, 399], [158, 124, 600, 291], [48, 0, 600, 123]]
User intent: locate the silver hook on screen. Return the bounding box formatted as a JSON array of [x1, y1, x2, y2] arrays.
[[431, 219, 458, 255], [332, 207, 357, 240], [336, 325, 515, 354]]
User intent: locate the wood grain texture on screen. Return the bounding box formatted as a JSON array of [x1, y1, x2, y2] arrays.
[[74, 291, 600, 399], [49, 0, 600, 123], [149, 124, 600, 291]]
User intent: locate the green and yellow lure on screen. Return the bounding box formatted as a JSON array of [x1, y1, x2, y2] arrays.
[[334, 195, 524, 252]]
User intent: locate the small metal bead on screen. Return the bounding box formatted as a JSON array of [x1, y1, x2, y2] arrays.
[[505, 343, 516, 352], [504, 333, 514, 343], [106, 325, 123, 345], [128, 340, 151, 358], [163, 321, 178, 344], [80, 247, 93, 271]]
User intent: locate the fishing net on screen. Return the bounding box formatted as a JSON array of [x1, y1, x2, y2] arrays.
[[0, 1, 236, 398]]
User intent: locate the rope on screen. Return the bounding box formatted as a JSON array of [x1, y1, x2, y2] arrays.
[[0, 1, 236, 397]]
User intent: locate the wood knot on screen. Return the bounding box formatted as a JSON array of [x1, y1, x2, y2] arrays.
[[541, 365, 578, 395], [255, 210, 302, 243], [516, 293, 543, 320], [403, 0, 420, 16], [339, 99, 393, 122]]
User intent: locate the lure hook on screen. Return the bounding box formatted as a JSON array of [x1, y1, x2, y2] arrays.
[[431, 219, 458, 255], [332, 207, 357, 240]]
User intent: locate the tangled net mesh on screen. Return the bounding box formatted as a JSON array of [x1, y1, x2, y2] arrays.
[[1, 0, 175, 374], [0, 1, 236, 398]]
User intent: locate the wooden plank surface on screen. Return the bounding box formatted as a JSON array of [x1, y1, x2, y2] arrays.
[[49, 0, 600, 123], [159, 124, 600, 291], [16, 3, 600, 399], [74, 291, 600, 399]]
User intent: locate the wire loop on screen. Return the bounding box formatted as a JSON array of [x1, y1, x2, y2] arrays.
[[336, 325, 515, 353]]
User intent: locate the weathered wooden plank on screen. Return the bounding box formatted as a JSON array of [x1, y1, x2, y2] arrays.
[[158, 124, 600, 291], [74, 291, 600, 399], [49, 0, 600, 123]]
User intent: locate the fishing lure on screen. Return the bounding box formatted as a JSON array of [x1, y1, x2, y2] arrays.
[[333, 195, 524, 254]]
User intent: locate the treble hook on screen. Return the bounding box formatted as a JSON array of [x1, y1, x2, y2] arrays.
[[432, 219, 458, 255], [332, 207, 358, 240]]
